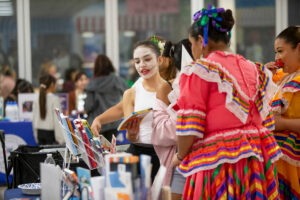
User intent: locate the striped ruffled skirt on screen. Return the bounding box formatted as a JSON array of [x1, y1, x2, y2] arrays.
[[182, 156, 279, 200]]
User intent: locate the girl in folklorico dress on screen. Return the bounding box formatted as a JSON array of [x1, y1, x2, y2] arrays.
[[268, 26, 300, 199], [172, 5, 282, 199]]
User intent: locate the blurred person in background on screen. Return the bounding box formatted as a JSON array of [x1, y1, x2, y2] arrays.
[[52, 45, 71, 80], [85, 54, 129, 141], [5, 79, 34, 102], [245, 29, 264, 63], [38, 61, 57, 80], [4, 79, 33, 116], [0, 63, 16, 100], [62, 67, 78, 93], [68, 71, 89, 115], [33, 74, 64, 145]]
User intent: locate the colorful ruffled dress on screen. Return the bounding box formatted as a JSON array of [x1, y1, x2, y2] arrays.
[[271, 69, 300, 199], [174, 51, 282, 200]]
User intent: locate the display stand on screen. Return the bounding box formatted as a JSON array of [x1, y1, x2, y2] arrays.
[[58, 119, 105, 173], [55, 111, 106, 199]]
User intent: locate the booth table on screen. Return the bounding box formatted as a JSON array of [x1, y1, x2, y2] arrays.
[[0, 121, 37, 146], [0, 121, 37, 184], [4, 188, 40, 200]]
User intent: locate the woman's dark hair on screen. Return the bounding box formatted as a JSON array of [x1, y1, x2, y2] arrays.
[[133, 40, 161, 58], [11, 79, 33, 97], [276, 26, 300, 49], [39, 74, 56, 120], [173, 39, 193, 70], [75, 71, 87, 82], [94, 55, 115, 77], [0, 63, 13, 76], [18, 80, 34, 93], [161, 41, 177, 80], [65, 68, 77, 81], [189, 9, 234, 45]]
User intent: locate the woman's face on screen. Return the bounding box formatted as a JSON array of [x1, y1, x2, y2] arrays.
[[48, 65, 57, 78], [189, 34, 203, 60], [133, 46, 159, 79], [75, 75, 89, 90], [274, 38, 300, 74]]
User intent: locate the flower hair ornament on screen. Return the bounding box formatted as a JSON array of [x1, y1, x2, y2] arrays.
[[193, 4, 231, 47], [150, 36, 165, 55]]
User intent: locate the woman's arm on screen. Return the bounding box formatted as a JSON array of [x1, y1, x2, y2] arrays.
[[172, 135, 194, 166], [275, 115, 300, 133], [122, 88, 139, 142], [91, 101, 123, 136], [152, 81, 177, 146]]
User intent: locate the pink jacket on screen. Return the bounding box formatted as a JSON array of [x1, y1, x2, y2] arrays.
[[152, 98, 177, 186]]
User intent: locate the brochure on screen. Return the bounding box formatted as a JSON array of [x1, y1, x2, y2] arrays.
[[117, 108, 152, 131], [18, 93, 37, 121], [76, 167, 94, 200]]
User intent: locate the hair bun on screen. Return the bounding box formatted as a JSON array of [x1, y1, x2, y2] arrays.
[[220, 9, 235, 31], [162, 41, 174, 57]]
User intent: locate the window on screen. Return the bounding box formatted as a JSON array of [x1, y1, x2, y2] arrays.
[[0, 0, 18, 77], [235, 0, 275, 63], [30, 0, 105, 87]]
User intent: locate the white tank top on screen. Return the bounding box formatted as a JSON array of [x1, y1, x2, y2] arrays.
[[134, 80, 156, 144]]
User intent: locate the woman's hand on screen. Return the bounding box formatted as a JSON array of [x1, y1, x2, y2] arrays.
[[172, 153, 182, 167], [265, 61, 278, 75], [126, 119, 140, 142], [91, 117, 102, 137]]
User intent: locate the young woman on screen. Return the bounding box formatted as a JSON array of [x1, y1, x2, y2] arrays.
[[172, 6, 282, 199], [268, 26, 300, 199], [152, 39, 193, 199], [121, 40, 166, 182], [68, 71, 89, 115], [90, 36, 177, 137], [33, 74, 64, 145]]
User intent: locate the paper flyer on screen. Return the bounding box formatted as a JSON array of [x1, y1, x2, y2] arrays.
[[18, 93, 37, 121], [117, 108, 152, 131]]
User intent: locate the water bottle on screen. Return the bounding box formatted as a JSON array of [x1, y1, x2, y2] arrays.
[[5, 101, 13, 121], [44, 154, 55, 165], [0, 97, 3, 120], [11, 102, 19, 122]]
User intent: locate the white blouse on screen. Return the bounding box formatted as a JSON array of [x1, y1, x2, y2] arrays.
[[32, 93, 65, 144]]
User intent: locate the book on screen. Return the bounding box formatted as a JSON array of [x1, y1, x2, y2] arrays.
[[117, 108, 152, 131], [74, 119, 98, 169], [60, 115, 79, 156], [66, 118, 78, 145], [76, 167, 94, 200]]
